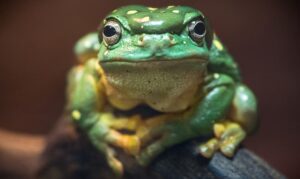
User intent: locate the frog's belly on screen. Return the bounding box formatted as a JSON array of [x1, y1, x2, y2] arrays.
[[100, 59, 207, 112]]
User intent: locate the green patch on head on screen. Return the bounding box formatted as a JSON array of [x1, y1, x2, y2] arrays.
[[105, 5, 204, 34]]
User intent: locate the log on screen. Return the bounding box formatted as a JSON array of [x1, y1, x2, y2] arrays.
[[0, 118, 285, 179], [0, 129, 44, 179]]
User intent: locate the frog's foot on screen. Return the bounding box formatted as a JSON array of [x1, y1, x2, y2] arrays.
[[137, 133, 174, 166], [90, 130, 140, 176], [105, 129, 141, 155], [88, 120, 141, 176], [198, 138, 219, 158], [99, 113, 143, 155], [137, 124, 190, 166], [199, 121, 246, 158], [135, 114, 189, 166]]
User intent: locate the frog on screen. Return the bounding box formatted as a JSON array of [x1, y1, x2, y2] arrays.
[[68, 5, 258, 176]]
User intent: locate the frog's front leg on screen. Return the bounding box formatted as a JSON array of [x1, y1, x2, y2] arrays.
[[137, 73, 236, 165], [199, 84, 257, 158], [88, 117, 141, 176], [99, 113, 143, 155], [68, 59, 141, 176]]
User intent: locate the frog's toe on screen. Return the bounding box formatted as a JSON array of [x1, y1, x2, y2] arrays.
[[106, 147, 124, 177], [124, 135, 141, 155], [108, 158, 123, 177], [218, 121, 246, 157], [213, 123, 226, 138], [105, 130, 141, 155], [220, 143, 236, 157], [199, 138, 219, 158], [137, 138, 166, 166], [137, 133, 179, 166], [199, 121, 246, 158]]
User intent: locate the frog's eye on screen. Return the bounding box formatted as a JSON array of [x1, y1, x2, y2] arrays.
[[102, 21, 122, 45], [188, 19, 206, 42]]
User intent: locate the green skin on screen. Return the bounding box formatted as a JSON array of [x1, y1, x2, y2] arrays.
[[69, 5, 258, 176]]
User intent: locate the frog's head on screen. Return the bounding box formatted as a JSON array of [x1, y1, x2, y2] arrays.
[[98, 5, 214, 112], [98, 5, 212, 62]]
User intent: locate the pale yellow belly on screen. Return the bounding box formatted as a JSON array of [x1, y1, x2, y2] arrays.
[[100, 59, 207, 112]]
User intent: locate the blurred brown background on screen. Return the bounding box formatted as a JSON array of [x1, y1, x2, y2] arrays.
[[0, 0, 299, 178]]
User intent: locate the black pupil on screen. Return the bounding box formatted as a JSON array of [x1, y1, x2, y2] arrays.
[[103, 25, 117, 37], [194, 22, 205, 35]]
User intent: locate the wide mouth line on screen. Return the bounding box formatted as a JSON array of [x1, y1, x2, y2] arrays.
[[100, 57, 208, 64]]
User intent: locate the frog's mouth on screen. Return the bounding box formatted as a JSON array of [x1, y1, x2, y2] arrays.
[[99, 58, 208, 112]]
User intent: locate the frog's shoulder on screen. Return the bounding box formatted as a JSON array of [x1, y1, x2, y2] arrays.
[[74, 32, 99, 63], [206, 34, 241, 81]]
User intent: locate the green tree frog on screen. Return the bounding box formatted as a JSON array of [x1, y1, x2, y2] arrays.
[[68, 5, 258, 176]]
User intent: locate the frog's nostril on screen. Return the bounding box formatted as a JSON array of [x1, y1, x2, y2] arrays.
[[139, 35, 144, 42], [168, 35, 176, 46], [138, 35, 144, 46]]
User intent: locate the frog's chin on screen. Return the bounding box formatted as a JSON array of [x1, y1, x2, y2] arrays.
[[99, 58, 208, 112]]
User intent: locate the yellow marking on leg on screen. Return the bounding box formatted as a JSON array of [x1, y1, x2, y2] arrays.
[[100, 113, 143, 131], [72, 110, 81, 120]]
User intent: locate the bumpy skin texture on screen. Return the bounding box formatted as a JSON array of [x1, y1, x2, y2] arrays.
[[69, 5, 258, 176]]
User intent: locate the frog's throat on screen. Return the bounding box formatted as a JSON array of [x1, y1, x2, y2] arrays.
[[99, 59, 207, 112]]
